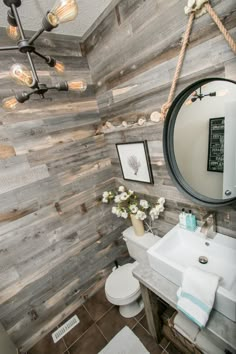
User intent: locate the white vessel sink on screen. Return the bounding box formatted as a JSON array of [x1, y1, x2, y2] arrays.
[[147, 224, 236, 322]]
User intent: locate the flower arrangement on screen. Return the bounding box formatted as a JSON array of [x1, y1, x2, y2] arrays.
[[102, 186, 165, 222]]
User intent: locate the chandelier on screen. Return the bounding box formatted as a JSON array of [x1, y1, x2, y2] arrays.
[[1, 0, 87, 110], [186, 86, 216, 105]]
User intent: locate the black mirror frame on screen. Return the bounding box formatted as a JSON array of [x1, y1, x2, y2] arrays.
[[163, 77, 236, 207]]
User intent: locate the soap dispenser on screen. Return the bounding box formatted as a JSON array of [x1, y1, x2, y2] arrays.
[[179, 208, 187, 229], [186, 210, 197, 231]]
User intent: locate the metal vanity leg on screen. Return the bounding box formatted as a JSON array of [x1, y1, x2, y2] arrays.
[[140, 283, 162, 342]]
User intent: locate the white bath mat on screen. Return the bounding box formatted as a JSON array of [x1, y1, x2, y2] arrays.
[[98, 326, 150, 354]]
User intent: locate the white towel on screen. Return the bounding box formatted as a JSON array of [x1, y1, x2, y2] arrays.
[[177, 267, 220, 328], [174, 312, 200, 342]]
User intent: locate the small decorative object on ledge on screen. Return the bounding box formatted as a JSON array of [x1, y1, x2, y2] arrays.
[[102, 186, 165, 236], [1, 0, 87, 110]]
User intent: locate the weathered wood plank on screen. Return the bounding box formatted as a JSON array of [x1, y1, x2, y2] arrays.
[[0, 27, 127, 351], [85, 0, 236, 242], [85, 0, 236, 88]]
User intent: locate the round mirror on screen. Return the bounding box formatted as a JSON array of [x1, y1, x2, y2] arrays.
[[163, 78, 236, 207]]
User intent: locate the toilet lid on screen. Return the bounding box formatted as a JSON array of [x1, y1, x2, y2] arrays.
[[105, 263, 140, 299]]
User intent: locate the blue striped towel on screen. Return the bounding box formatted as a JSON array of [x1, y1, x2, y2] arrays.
[[177, 267, 220, 328]]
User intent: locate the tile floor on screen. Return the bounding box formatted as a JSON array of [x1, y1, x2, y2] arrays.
[[27, 287, 181, 354]]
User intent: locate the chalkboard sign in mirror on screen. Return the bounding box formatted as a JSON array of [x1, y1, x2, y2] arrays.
[[163, 78, 236, 207], [207, 117, 225, 173]]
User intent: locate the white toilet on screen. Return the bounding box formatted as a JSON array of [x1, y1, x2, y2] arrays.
[[105, 227, 159, 318]]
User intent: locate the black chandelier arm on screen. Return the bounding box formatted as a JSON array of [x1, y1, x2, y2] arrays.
[[26, 52, 40, 86], [33, 50, 49, 62], [28, 28, 45, 45], [28, 11, 59, 45], [45, 82, 69, 92], [33, 51, 58, 70], [34, 50, 56, 67], [0, 46, 18, 51], [10, 3, 25, 40]]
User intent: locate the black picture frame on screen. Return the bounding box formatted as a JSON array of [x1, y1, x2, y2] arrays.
[[207, 117, 225, 173], [116, 141, 154, 184]]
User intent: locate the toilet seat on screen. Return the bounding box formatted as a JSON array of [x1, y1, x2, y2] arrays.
[[105, 262, 140, 306]]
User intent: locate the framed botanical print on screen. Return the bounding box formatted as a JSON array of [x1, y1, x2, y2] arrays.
[[116, 141, 154, 184]]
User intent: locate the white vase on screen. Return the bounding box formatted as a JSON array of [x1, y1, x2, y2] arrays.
[[130, 214, 145, 236]]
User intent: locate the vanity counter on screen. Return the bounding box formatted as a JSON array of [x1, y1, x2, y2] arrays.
[[133, 262, 236, 353]]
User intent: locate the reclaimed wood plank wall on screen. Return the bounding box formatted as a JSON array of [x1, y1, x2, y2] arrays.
[[84, 0, 236, 238], [0, 29, 128, 352]]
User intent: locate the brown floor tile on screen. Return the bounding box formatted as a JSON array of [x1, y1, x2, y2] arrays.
[[166, 342, 182, 354], [84, 287, 112, 321], [97, 306, 137, 341], [160, 337, 170, 350], [140, 315, 149, 333], [133, 323, 162, 354], [27, 330, 67, 354], [135, 308, 145, 321], [60, 305, 94, 348], [69, 324, 107, 354]]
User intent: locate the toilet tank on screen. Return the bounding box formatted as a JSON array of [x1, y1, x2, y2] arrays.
[[123, 227, 160, 263]]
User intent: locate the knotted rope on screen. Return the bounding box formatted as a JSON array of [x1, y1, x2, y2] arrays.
[[205, 3, 236, 54], [160, 12, 194, 121], [160, 1, 236, 121]]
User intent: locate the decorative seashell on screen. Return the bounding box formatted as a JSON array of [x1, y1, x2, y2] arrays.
[[138, 118, 146, 126], [95, 125, 103, 135], [121, 121, 128, 127], [105, 121, 114, 129], [150, 111, 161, 123]]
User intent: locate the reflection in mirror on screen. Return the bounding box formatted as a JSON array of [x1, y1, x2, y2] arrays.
[[174, 80, 236, 201]]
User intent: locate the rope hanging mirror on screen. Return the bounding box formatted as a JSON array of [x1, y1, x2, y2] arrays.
[[160, 0, 236, 121]]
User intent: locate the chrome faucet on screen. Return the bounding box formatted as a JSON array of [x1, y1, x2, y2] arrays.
[[200, 212, 217, 239]]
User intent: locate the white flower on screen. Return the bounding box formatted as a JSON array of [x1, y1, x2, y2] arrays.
[[102, 197, 108, 203], [129, 205, 138, 214], [112, 207, 117, 214], [116, 209, 122, 217], [118, 186, 125, 192], [158, 197, 165, 205], [103, 191, 109, 198], [128, 190, 134, 195], [136, 210, 147, 221], [114, 195, 121, 203], [112, 207, 122, 217], [156, 205, 164, 213], [121, 211, 128, 219], [140, 199, 149, 209], [150, 208, 159, 221], [120, 192, 129, 201]]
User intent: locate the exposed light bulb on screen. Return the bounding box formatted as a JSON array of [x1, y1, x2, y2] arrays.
[[185, 99, 193, 106], [54, 60, 65, 74], [10, 64, 33, 87], [50, 0, 78, 24], [67, 79, 87, 92], [2, 96, 19, 110], [217, 89, 229, 97], [6, 25, 20, 40]]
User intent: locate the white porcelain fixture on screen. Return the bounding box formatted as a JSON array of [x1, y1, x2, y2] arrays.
[[147, 224, 236, 321], [105, 227, 159, 318]]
